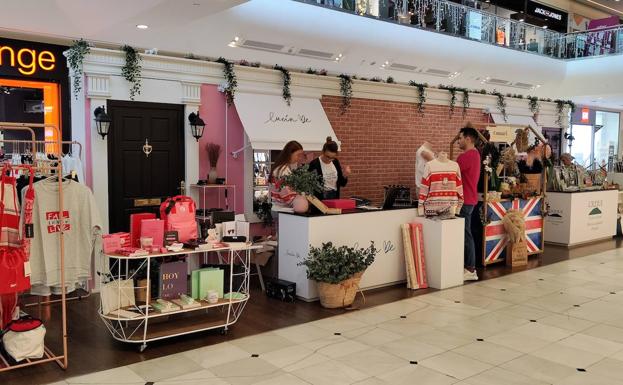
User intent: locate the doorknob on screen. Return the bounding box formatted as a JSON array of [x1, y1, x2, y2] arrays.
[[143, 139, 153, 157]]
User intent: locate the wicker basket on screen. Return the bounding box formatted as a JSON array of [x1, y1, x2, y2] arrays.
[[316, 272, 364, 308]]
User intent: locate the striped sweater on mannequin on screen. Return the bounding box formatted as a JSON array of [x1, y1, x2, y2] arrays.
[[418, 154, 464, 218]]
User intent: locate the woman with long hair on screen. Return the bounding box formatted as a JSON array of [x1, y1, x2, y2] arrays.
[[269, 141, 304, 210], [308, 137, 350, 199]]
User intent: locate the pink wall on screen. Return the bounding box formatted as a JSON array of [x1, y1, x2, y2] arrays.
[[198, 85, 246, 214]]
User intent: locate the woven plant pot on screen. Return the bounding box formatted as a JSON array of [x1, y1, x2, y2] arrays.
[[316, 271, 364, 308]]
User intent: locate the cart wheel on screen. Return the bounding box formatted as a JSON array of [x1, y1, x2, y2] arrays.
[[139, 343, 147, 352], [220, 328, 228, 335]]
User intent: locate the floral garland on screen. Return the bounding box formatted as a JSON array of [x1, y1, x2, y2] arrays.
[[439, 85, 458, 115], [121, 45, 142, 100], [216, 57, 237, 106], [408, 81, 427, 114], [338, 74, 353, 114], [528, 96, 540, 116], [555, 99, 566, 127], [67, 39, 90, 100], [386, 76, 395, 84], [274, 65, 292, 106], [492, 91, 507, 121]]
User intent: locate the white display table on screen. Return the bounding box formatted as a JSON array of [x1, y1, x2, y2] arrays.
[[545, 190, 618, 247], [278, 208, 417, 301], [413, 217, 465, 289]]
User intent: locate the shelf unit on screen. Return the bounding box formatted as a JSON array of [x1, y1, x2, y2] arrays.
[[253, 150, 271, 201], [99, 245, 258, 351], [191, 184, 237, 219]]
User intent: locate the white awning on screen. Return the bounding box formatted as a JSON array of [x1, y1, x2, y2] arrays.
[[234, 93, 339, 151], [490, 113, 544, 144]]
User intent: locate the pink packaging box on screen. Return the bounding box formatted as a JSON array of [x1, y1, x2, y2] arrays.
[[322, 199, 356, 210]]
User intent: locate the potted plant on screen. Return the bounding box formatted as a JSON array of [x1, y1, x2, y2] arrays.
[[282, 165, 322, 213], [299, 241, 378, 308], [206, 143, 221, 184]]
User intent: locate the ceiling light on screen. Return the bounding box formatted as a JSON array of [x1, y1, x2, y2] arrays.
[[542, 25, 548, 29], [385, 61, 390, 65], [228, 37, 240, 48], [136, 24, 149, 29], [338, 53, 343, 58]]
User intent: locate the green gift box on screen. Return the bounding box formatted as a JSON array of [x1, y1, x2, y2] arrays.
[[191, 268, 224, 300]]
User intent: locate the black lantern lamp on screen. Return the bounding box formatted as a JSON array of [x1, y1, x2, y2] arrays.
[[94, 106, 112, 139], [188, 112, 206, 142]]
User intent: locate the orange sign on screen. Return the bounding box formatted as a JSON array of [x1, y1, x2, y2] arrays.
[[581, 107, 590, 123], [0, 45, 56, 76]]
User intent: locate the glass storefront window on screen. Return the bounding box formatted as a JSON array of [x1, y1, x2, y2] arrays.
[[594, 111, 620, 166], [570, 124, 593, 168]]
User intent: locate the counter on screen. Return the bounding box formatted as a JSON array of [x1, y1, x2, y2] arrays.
[[278, 208, 417, 301], [545, 190, 618, 247]]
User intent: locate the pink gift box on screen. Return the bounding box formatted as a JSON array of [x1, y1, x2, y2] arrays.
[[321, 199, 356, 210], [140, 219, 165, 248]]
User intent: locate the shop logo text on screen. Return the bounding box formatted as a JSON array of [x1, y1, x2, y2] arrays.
[[0, 45, 56, 75], [265, 112, 311, 124]]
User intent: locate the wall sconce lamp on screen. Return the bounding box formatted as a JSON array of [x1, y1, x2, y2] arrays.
[[94, 106, 112, 139], [188, 112, 206, 142]]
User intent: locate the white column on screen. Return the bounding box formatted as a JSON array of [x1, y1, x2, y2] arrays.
[[182, 82, 201, 202]]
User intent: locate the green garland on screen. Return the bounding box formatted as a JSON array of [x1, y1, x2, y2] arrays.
[[338, 74, 353, 114], [121, 45, 142, 100], [555, 99, 566, 127], [461, 88, 470, 116], [216, 57, 237, 106], [386, 76, 395, 84], [67, 39, 90, 100], [492, 91, 507, 121], [408, 81, 427, 114], [439, 85, 457, 115], [274, 65, 292, 106], [528, 96, 540, 115]]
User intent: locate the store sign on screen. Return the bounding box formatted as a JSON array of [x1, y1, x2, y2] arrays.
[[527, 1, 567, 26], [264, 112, 311, 125], [533, 7, 562, 21], [581, 107, 590, 123], [487, 125, 516, 143], [0, 38, 67, 81]]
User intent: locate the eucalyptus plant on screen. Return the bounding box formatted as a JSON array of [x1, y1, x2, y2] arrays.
[[274, 65, 292, 106], [282, 165, 323, 196], [338, 74, 353, 114], [216, 57, 237, 106], [67, 39, 90, 99], [299, 241, 378, 284], [408, 81, 427, 114], [121, 45, 142, 100]]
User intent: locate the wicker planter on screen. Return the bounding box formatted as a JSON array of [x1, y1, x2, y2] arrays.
[[316, 271, 364, 308]]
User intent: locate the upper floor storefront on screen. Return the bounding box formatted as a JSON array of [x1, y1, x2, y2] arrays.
[[302, 0, 623, 60]]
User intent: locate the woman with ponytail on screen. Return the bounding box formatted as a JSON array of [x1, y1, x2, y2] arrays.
[[308, 137, 350, 200]]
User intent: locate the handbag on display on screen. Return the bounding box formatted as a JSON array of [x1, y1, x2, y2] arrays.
[[1, 316, 46, 362], [159, 196, 198, 243], [0, 164, 31, 295]]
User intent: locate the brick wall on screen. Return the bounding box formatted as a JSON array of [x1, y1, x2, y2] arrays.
[[321, 96, 489, 205]]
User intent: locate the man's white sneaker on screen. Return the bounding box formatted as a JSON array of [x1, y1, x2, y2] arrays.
[[463, 269, 479, 281]]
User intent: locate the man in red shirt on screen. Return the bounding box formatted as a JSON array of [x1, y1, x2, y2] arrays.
[[457, 125, 481, 281]]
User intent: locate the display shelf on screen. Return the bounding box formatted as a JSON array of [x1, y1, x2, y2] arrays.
[[121, 313, 228, 342], [191, 184, 236, 213], [99, 245, 255, 351], [101, 296, 249, 321]]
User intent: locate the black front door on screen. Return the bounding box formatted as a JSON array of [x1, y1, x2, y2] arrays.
[[107, 100, 185, 232]]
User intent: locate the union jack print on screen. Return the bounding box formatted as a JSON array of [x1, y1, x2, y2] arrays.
[[484, 197, 543, 264]]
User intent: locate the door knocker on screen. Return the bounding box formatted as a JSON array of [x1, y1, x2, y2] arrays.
[[143, 139, 153, 158]]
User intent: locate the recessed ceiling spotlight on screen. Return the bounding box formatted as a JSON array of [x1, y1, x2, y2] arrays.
[[542, 25, 548, 29], [385, 61, 390, 65], [338, 53, 343, 58], [228, 36, 240, 48], [136, 24, 149, 30]]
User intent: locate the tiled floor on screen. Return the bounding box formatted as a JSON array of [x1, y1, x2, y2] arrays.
[[45, 246, 623, 385]]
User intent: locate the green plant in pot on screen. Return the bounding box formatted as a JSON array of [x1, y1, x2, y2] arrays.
[[206, 143, 221, 184], [299, 241, 378, 308], [281, 165, 322, 213]]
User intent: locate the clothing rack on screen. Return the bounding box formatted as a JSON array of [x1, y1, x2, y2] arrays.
[[0, 122, 67, 372], [1, 139, 82, 159]]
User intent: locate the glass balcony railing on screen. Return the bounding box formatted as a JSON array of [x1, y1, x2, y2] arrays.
[[298, 0, 623, 60]]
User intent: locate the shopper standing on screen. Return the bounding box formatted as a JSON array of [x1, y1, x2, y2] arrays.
[[269, 141, 304, 211], [308, 137, 350, 200], [457, 125, 481, 281]]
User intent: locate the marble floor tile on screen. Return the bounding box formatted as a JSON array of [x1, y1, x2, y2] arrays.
[[183, 342, 251, 369], [553, 372, 623, 385], [250, 373, 311, 385], [531, 343, 605, 369], [378, 336, 446, 361], [127, 355, 204, 382], [587, 358, 623, 381], [229, 332, 296, 355], [376, 317, 437, 337], [558, 333, 623, 356], [468, 312, 528, 335], [208, 357, 283, 385], [260, 344, 319, 369], [537, 314, 596, 332], [410, 329, 474, 350], [291, 359, 369, 385], [419, 351, 492, 380], [452, 341, 523, 366], [343, 308, 399, 325], [66, 367, 145, 384], [315, 339, 370, 358], [377, 364, 460, 385], [495, 304, 557, 321], [508, 321, 574, 342], [486, 331, 550, 353], [348, 326, 404, 346], [406, 307, 474, 327], [311, 316, 370, 333], [336, 348, 409, 377], [157, 370, 227, 385], [500, 354, 578, 383], [273, 323, 331, 344], [460, 367, 549, 385], [582, 323, 623, 344]]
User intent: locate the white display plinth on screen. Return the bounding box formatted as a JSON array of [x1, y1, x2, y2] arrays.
[[413, 217, 465, 289], [545, 190, 618, 247], [278, 209, 417, 301]]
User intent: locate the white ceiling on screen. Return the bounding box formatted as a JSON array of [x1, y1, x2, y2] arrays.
[[0, 0, 621, 110], [576, 0, 623, 15]]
